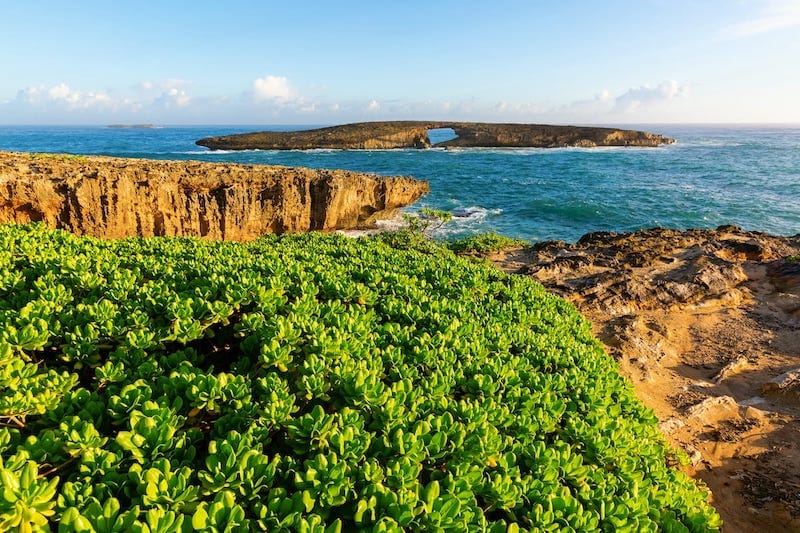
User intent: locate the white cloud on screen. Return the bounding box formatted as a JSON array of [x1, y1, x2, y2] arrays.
[[493, 100, 547, 116], [20, 85, 46, 102], [167, 88, 190, 107], [152, 87, 192, 109], [724, 0, 800, 37], [7, 80, 198, 119], [253, 75, 293, 101], [132, 79, 192, 108], [17, 82, 115, 110], [2, 75, 694, 124], [612, 80, 688, 114], [48, 83, 72, 100]]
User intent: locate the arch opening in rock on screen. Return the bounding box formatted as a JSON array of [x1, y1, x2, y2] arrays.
[[427, 127, 458, 146]]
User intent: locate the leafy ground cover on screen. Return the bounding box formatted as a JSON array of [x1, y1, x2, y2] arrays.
[[0, 223, 720, 531], [446, 233, 528, 255]]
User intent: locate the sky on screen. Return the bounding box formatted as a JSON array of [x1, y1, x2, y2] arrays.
[[1, 0, 799, 125]]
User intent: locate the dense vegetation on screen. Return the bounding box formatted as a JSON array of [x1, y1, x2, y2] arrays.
[[446, 233, 528, 255], [0, 223, 720, 531]]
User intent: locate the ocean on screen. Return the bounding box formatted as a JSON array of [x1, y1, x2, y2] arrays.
[[1, 124, 798, 243]]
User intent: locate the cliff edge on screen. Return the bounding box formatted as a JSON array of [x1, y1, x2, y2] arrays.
[[196, 121, 674, 150], [0, 151, 429, 240]]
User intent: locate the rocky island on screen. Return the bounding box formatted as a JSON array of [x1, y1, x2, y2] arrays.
[[195, 121, 674, 150], [0, 151, 428, 240]]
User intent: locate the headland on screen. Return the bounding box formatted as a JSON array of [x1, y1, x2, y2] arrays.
[[0, 151, 428, 240], [196, 121, 674, 150]]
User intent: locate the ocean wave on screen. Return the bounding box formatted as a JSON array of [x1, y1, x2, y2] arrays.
[[416, 206, 504, 238], [178, 149, 268, 155], [671, 139, 746, 148], [450, 206, 503, 219]]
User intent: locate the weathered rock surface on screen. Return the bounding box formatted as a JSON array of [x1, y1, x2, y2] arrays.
[[488, 226, 800, 532], [0, 151, 429, 240], [196, 121, 674, 151], [520, 227, 798, 316], [761, 367, 800, 396]]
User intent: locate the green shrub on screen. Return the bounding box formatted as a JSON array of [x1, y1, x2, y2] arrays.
[[28, 153, 88, 163], [0, 223, 720, 531], [448, 232, 528, 255]]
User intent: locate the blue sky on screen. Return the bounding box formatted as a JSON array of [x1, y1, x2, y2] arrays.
[[1, 0, 798, 125]]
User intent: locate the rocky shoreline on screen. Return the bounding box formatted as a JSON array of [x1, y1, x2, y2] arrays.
[[196, 121, 674, 150], [0, 151, 429, 240], [1, 146, 796, 529], [490, 226, 800, 532]]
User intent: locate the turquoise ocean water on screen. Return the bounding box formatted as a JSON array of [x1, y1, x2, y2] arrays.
[[1, 125, 798, 242]]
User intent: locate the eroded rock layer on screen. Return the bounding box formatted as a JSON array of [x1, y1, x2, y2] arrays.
[[196, 121, 674, 150], [489, 226, 800, 532], [0, 151, 429, 240]]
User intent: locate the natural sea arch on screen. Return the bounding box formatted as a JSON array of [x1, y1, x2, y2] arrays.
[[426, 127, 458, 145]]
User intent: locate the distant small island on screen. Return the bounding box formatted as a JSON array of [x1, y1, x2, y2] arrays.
[[196, 121, 675, 151], [107, 124, 157, 129]]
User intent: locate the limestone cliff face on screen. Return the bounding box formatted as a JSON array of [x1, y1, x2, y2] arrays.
[[0, 151, 429, 240]]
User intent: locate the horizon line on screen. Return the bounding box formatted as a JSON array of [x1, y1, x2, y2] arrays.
[[2, 121, 800, 128]]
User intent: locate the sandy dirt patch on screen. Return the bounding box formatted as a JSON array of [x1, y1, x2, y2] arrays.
[[488, 226, 800, 532]]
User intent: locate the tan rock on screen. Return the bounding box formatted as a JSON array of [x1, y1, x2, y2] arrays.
[[658, 417, 686, 435], [713, 356, 750, 384], [0, 151, 429, 240], [761, 368, 800, 396], [686, 395, 740, 419]]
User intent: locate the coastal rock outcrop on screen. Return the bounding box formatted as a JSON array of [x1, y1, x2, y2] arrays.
[[0, 151, 429, 240], [196, 121, 674, 151], [488, 226, 800, 531]]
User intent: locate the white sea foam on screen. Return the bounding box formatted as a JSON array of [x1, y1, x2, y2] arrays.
[[440, 145, 663, 156], [337, 210, 409, 238], [424, 205, 504, 238], [183, 149, 267, 155], [450, 206, 502, 219]]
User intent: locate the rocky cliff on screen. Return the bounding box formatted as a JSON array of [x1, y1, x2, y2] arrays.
[[197, 122, 432, 151], [439, 122, 672, 148], [0, 151, 429, 240], [196, 121, 674, 150]]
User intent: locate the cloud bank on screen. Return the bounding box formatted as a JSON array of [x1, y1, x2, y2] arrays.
[[612, 81, 688, 114], [19, 83, 114, 110], [1, 74, 690, 124]]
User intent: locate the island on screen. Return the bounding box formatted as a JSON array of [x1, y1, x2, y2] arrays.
[[107, 124, 157, 129], [196, 121, 675, 150]]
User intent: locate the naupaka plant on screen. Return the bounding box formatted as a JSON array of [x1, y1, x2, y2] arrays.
[[0, 223, 720, 531]]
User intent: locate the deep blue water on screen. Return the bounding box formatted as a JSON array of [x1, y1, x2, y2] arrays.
[[1, 124, 798, 242]]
